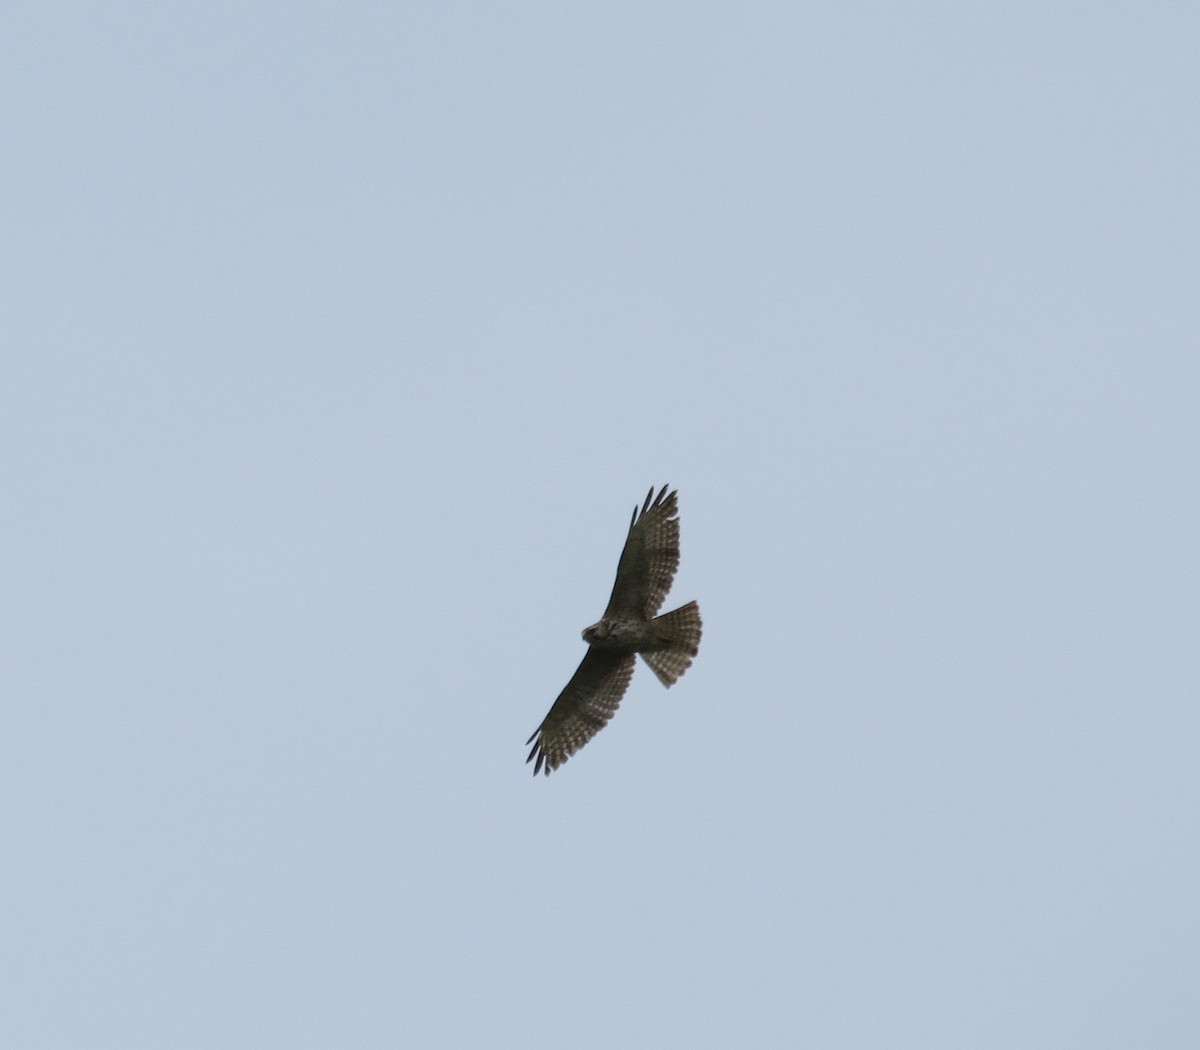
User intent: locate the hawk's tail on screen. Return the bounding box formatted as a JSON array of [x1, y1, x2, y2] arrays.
[[642, 601, 702, 687]]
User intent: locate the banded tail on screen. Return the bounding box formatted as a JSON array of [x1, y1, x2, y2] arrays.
[[641, 600, 702, 687]]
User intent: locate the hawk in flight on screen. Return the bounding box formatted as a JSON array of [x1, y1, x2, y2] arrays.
[[525, 485, 702, 776]]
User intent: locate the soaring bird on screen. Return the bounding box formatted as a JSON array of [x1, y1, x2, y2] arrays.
[[525, 485, 702, 776]]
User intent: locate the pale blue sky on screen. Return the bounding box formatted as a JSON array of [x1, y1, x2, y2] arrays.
[[4, 3, 1198, 1047]]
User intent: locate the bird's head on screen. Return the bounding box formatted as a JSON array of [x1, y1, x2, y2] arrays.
[[582, 620, 610, 643]]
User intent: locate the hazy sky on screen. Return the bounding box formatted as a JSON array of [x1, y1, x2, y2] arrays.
[[5, 3, 1198, 1047]]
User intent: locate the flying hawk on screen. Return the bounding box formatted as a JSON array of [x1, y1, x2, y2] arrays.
[[525, 485, 702, 775]]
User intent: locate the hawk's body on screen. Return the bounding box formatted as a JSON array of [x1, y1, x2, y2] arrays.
[[525, 485, 702, 775]]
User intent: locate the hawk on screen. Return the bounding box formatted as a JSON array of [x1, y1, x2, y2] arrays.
[[525, 484, 702, 776]]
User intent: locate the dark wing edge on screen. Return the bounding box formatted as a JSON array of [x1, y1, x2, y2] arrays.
[[525, 649, 637, 776]]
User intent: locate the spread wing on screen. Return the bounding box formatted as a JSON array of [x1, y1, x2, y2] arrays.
[[601, 484, 681, 620], [525, 649, 637, 776]]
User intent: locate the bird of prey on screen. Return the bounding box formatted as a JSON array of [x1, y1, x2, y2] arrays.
[[525, 485, 702, 776]]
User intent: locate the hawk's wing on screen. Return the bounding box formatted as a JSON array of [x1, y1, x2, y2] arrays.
[[601, 484, 681, 620], [525, 649, 637, 776]]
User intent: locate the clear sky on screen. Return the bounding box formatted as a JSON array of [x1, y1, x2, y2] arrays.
[[4, 3, 1198, 1047]]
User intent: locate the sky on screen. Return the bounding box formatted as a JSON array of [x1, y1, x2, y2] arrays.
[[4, 2, 1199, 1047]]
